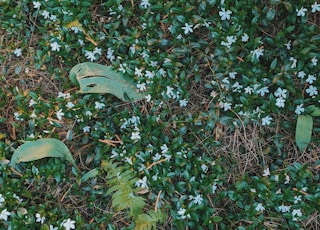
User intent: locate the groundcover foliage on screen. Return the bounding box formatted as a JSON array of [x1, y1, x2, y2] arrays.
[[0, 0, 319, 229]]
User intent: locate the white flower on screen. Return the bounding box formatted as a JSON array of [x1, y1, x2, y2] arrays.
[[251, 47, 264, 61], [119, 63, 127, 73], [50, 42, 61, 52], [297, 71, 306, 78], [13, 48, 22, 57], [294, 195, 302, 204], [275, 97, 286, 108], [284, 174, 290, 184], [93, 47, 102, 55], [306, 74, 316, 84], [41, 10, 50, 19], [311, 57, 318, 66], [311, 2, 320, 12], [85, 110, 92, 117], [160, 144, 168, 154], [83, 126, 90, 133], [50, 225, 58, 230], [295, 104, 304, 115], [257, 86, 269, 96], [212, 183, 218, 194], [290, 57, 297, 68], [50, 14, 57, 21], [145, 70, 155, 79], [244, 86, 253, 94], [137, 82, 146, 91], [135, 176, 148, 188], [296, 7, 308, 16], [135, 67, 144, 78], [33, 1, 41, 9], [131, 131, 141, 142], [182, 23, 193, 34], [13, 194, 23, 203], [85, 50, 96, 61], [70, 26, 81, 33], [278, 205, 291, 213], [177, 208, 190, 219], [306, 85, 318, 96], [140, 0, 151, 9], [36, 213, 46, 224], [219, 8, 232, 20], [262, 167, 270, 176], [0, 209, 11, 221], [56, 109, 64, 120], [66, 102, 75, 109], [201, 164, 208, 173], [0, 194, 4, 205], [58, 92, 71, 99], [241, 33, 249, 42], [255, 203, 265, 212], [62, 218, 76, 230], [261, 116, 272, 126], [192, 194, 203, 205], [179, 99, 188, 107], [219, 101, 232, 111], [284, 40, 291, 50], [229, 72, 237, 79], [95, 101, 105, 110], [292, 209, 302, 221], [152, 153, 162, 162], [274, 88, 287, 98], [106, 48, 115, 61], [221, 35, 236, 48]]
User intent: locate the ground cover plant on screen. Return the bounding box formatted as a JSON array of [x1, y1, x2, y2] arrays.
[[0, 0, 319, 229]]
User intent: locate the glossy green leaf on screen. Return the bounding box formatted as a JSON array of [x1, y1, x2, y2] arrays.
[[295, 115, 313, 151], [69, 62, 145, 102], [305, 105, 320, 116], [10, 138, 79, 170]]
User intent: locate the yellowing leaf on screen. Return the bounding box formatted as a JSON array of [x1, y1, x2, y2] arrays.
[[10, 138, 79, 170], [69, 62, 145, 102], [65, 19, 83, 30]]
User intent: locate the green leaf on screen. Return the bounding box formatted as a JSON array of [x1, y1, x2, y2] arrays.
[[270, 58, 277, 70], [283, 2, 293, 12], [69, 62, 145, 102], [81, 168, 100, 183], [305, 105, 320, 116], [10, 138, 78, 170], [211, 216, 223, 223], [295, 115, 313, 151]]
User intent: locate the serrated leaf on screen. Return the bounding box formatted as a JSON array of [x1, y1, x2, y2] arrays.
[[10, 138, 78, 170], [295, 115, 313, 151], [81, 168, 100, 183], [69, 62, 145, 102]]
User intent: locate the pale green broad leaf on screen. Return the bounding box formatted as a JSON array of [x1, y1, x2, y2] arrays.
[[10, 138, 79, 170], [69, 62, 145, 102], [295, 115, 313, 151]]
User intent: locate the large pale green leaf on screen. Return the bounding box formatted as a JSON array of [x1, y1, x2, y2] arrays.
[[10, 138, 78, 170], [69, 62, 145, 102], [295, 115, 313, 151]]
